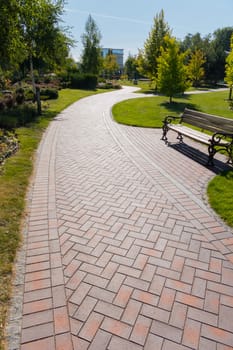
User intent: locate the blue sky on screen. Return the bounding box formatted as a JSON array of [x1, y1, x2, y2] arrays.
[[63, 0, 233, 61]]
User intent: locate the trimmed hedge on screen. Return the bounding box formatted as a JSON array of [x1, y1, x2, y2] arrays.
[[69, 73, 98, 89]]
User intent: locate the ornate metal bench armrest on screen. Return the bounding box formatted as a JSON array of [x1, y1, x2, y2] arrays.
[[208, 132, 233, 165], [163, 115, 181, 126], [161, 116, 181, 142], [209, 132, 233, 144]]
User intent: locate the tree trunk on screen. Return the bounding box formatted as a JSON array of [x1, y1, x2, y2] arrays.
[[29, 53, 36, 96], [29, 53, 41, 115], [35, 87, 42, 115], [229, 86, 232, 100]]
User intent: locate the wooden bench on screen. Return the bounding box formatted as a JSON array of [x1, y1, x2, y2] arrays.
[[161, 108, 233, 165]]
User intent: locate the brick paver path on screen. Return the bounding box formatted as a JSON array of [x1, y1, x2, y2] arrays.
[[7, 87, 233, 349]]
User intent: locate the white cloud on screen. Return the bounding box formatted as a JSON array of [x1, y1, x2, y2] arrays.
[[65, 8, 150, 25]]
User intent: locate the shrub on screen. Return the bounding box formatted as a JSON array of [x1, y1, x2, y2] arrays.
[[0, 100, 5, 111], [15, 88, 25, 105], [24, 89, 34, 101], [16, 93, 25, 105], [40, 88, 58, 100], [4, 94, 14, 109], [70, 73, 97, 89], [0, 103, 37, 129], [97, 81, 122, 90]]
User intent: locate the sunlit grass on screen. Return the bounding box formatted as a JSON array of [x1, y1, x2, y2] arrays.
[[207, 171, 233, 227], [112, 90, 232, 128]]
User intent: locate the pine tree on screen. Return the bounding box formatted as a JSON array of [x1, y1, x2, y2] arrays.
[[137, 10, 171, 83], [81, 15, 102, 75]]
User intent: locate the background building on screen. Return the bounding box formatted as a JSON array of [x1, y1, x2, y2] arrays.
[[101, 48, 124, 70]]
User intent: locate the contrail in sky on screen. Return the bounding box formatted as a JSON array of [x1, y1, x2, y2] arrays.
[[65, 8, 151, 25]]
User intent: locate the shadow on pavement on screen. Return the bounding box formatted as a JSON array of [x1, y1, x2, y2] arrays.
[[168, 142, 232, 175]]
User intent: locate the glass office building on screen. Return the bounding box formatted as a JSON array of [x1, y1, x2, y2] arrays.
[[101, 48, 124, 70]]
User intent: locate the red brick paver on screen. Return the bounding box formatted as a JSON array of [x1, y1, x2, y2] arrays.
[[7, 87, 233, 349]]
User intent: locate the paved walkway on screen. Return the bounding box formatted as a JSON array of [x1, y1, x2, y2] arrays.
[[7, 86, 233, 349]]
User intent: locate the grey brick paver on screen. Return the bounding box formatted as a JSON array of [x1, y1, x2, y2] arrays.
[[7, 87, 233, 349]]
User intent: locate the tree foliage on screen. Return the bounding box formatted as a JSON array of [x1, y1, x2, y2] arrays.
[[181, 28, 233, 84], [157, 36, 188, 103], [0, 0, 24, 69], [0, 0, 72, 88], [102, 53, 119, 79], [124, 54, 139, 80], [225, 34, 233, 100], [18, 0, 71, 90], [137, 10, 171, 81], [187, 49, 206, 87], [81, 15, 102, 75], [211, 27, 233, 82]]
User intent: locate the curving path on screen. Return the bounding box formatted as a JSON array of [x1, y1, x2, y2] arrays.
[[7, 86, 233, 350]]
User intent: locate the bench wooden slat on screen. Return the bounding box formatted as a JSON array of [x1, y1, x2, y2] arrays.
[[182, 109, 233, 133], [169, 125, 229, 145], [161, 108, 233, 165]]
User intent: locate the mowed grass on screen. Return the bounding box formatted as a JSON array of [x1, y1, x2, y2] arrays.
[[0, 88, 108, 350], [112, 88, 233, 228], [207, 171, 233, 227], [112, 90, 233, 127]]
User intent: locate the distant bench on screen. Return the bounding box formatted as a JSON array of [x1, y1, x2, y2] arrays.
[[161, 108, 233, 165]]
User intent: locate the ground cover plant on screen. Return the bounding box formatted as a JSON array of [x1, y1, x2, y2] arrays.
[[0, 87, 109, 350]]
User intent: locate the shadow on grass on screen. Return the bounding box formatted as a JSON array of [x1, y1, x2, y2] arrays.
[[159, 94, 202, 114], [137, 89, 157, 95]]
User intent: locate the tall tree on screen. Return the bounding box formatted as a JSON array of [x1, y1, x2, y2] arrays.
[[210, 27, 233, 82], [102, 53, 119, 79], [225, 34, 233, 100], [137, 10, 171, 82], [0, 0, 24, 69], [81, 15, 102, 75], [187, 49, 206, 87], [124, 54, 139, 80], [157, 36, 188, 103], [19, 0, 70, 92], [16, 0, 72, 113]]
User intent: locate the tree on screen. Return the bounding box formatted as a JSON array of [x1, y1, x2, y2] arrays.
[[209, 27, 233, 82], [225, 34, 233, 100], [157, 36, 188, 103], [187, 49, 206, 87], [0, 0, 24, 69], [19, 0, 69, 86], [81, 15, 102, 75], [102, 53, 119, 79], [137, 10, 171, 83], [124, 54, 139, 80], [17, 0, 72, 113]]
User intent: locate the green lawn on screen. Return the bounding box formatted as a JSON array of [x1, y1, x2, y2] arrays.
[[112, 90, 233, 127], [207, 171, 233, 227], [0, 88, 108, 350], [112, 89, 233, 229]]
